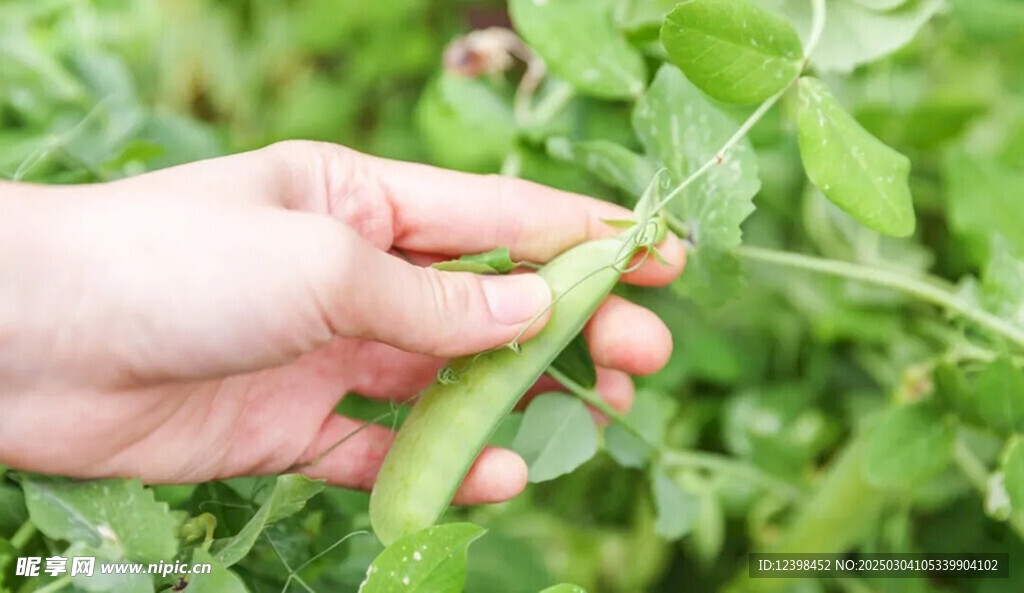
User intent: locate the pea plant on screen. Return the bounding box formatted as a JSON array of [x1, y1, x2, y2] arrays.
[[3, 0, 1024, 592], [365, 0, 1024, 590]]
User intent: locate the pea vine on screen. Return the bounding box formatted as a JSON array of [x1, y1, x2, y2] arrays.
[[5, 0, 1024, 592]]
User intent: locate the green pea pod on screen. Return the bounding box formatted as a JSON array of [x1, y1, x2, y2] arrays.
[[369, 236, 633, 544]]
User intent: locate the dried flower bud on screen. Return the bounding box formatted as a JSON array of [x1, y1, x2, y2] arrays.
[[443, 27, 524, 77]]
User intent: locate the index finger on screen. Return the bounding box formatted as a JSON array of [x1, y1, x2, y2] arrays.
[[365, 155, 686, 286]]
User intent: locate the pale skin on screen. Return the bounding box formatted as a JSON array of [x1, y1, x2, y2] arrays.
[[0, 140, 685, 504]]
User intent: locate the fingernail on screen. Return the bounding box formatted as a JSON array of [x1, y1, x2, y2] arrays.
[[481, 274, 551, 325]]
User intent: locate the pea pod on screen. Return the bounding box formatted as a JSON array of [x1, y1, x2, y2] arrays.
[[369, 235, 636, 544]]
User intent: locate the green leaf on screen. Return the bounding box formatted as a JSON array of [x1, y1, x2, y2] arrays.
[[651, 469, 701, 540], [185, 549, 250, 593], [0, 484, 27, 534], [105, 139, 166, 172], [722, 386, 835, 477], [550, 333, 598, 389], [979, 237, 1024, 329], [671, 246, 745, 307], [488, 413, 524, 450], [862, 404, 956, 489], [138, 113, 223, 170], [432, 247, 518, 275], [540, 585, 588, 593], [934, 362, 982, 426], [949, 0, 1024, 40], [606, 389, 676, 468], [944, 151, 1024, 262], [416, 73, 516, 173], [66, 540, 154, 593], [661, 0, 803, 104], [796, 77, 916, 237], [211, 474, 324, 567], [0, 538, 14, 588], [766, 0, 944, 73], [151, 484, 197, 508], [509, 0, 647, 99], [0, 29, 86, 104], [616, 0, 680, 34], [514, 143, 616, 197], [360, 523, 485, 593], [959, 236, 1024, 339], [856, 96, 989, 152], [631, 168, 673, 226], [464, 529, 551, 592], [546, 137, 657, 198], [1002, 438, 1024, 514], [512, 393, 599, 483], [692, 487, 725, 562], [633, 65, 761, 249], [973, 358, 1024, 437], [22, 477, 178, 564]]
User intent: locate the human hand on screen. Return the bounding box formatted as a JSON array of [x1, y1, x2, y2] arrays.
[[0, 141, 685, 503]]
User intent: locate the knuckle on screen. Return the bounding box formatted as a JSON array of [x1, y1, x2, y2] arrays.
[[418, 268, 475, 353], [482, 174, 526, 248], [261, 141, 363, 212], [310, 224, 360, 333]]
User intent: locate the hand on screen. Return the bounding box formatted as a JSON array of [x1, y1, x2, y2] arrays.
[[0, 141, 685, 504]]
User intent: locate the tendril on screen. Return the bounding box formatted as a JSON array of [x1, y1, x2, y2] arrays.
[[437, 365, 461, 384], [437, 351, 490, 384], [614, 247, 653, 275]]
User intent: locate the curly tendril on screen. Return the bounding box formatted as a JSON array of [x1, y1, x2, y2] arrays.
[[436, 366, 461, 385]]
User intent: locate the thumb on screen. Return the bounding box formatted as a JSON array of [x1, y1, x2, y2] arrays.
[[333, 238, 553, 358]]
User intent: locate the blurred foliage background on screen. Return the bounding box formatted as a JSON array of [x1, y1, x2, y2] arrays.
[[3, 0, 1024, 592], [0, 0, 512, 180]]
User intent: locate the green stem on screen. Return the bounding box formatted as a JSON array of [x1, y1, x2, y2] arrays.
[[530, 81, 575, 126], [953, 436, 990, 492], [735, 245, 1024, 350], [655, 88, 788, 215], [730, 437, 889, 592], [952, 435, 1024, 541], [33, 576, 71, 593], [656, 0, 828, 219], [804, 0, 827, 63], [947, 341, 1024, 367], [11, 520, 36, 550], [500, 152, 522, 178], [660, 450, 805, 502], [547, 367, 805, 502], [546, 367, 647, 440], [542, 370, 664, 455]]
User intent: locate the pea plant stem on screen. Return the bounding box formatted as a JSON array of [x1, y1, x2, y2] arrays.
[[660, 449, 806, 502], [653, 0, 827, 219], [547, 367, 805, 502], [530, 81, 575, 127], [734, 245, 1024, 350], [11, 519, 36, 550], [500, 151, 522, 177], [654, 88, 788, 216], [804, 0, 827, 64], [546, 367, 631, 432]]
